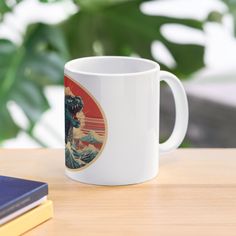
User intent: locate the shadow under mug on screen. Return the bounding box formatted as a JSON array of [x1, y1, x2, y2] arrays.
[[64, 56, 188, 185]]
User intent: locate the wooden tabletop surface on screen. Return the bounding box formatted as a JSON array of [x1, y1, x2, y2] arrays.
[[1, 149, 236, 236]]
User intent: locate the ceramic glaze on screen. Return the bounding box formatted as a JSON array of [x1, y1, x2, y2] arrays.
[[64, 56, 188, 185]]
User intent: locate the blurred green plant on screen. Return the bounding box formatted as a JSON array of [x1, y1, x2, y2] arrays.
[[0, 0, 205, 146], [222, 0, 236, 34], [206, 0, 236, 34]]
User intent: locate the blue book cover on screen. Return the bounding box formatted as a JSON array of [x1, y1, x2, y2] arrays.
[[0, 176, 48, 220]]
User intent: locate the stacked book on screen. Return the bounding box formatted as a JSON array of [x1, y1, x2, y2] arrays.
[[0, 175, 53, 235]]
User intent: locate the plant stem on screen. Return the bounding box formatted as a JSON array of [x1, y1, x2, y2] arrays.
[[20, 127, 47, 147], [28, 132, 47, 148]]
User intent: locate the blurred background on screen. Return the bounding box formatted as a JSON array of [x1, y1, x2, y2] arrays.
[[0, 0, 235, 148]]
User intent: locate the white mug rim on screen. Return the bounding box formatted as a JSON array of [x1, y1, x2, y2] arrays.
[[64, 56, 160, 77]]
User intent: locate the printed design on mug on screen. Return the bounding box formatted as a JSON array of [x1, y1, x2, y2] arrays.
[[64, 75, 107, 170]]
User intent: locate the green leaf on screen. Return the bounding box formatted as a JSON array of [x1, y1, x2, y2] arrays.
[[11, 81, 50, 124], [0, 1, 12, 16], [39, 0, 62, 2], [0, 106, 20, 142], [164, 42, 204, 78], [207, 11, 223, 23], [0, 0, 22, 18], [62, 0, 204, 77], [221, 0, 236, 35], [75, 0, 134, 10], [0, 24, 68, 142]]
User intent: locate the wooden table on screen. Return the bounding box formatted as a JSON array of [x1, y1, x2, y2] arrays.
[[1, 149, 236, 236]]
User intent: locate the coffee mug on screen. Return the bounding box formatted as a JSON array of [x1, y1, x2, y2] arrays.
[[64, 56, 188, 185]]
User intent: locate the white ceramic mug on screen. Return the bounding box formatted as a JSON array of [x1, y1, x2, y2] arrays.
[[64, 56, 188, 185]]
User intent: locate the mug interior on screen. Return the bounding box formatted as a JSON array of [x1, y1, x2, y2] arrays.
[[65, 56, 159, 76]]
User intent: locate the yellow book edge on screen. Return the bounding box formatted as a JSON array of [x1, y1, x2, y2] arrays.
[[0, 200, 53, 236]]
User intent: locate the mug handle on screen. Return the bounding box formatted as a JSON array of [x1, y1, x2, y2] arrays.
[[159, 71, 189, 154]]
